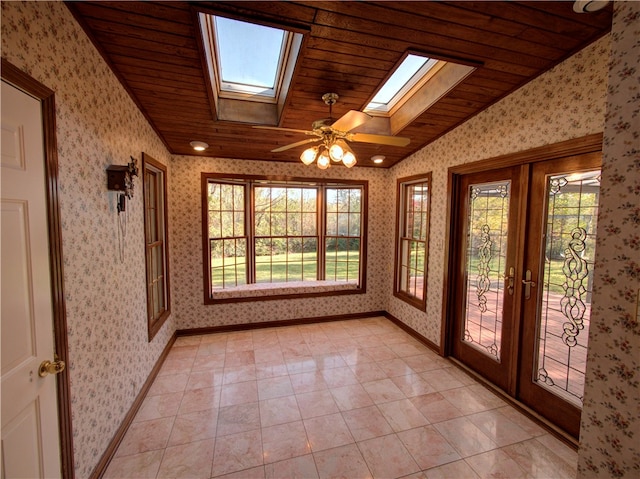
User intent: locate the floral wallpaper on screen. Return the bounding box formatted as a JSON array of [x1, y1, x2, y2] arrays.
[[578, 2, 640, 477], [169, 156, 391, 330], [1, 2, 174, 478], [387, 34, 611, 345], [2, 1, 637, 478]]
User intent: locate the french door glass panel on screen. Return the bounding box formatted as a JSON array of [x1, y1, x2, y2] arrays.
[[535, 169, 600, 407], [463, 181, 511, 361]]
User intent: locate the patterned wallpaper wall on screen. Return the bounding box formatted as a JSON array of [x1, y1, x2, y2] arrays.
[[2, 1, 636, 477], [169, 156, 391, 330], [1, 2, 175, 478], [578, 2, 640, 477], [387, 34, 611, 345]]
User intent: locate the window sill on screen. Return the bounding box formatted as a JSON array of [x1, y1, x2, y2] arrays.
[[209, 280, 361, 303], [393, 291, 427, 311]]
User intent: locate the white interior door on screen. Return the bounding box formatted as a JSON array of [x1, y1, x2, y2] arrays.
[[1, 81, 62, 478]]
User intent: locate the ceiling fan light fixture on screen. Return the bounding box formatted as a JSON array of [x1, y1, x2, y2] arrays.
[[190, 140, 209, 151], [317, 151, 331, 169], [300, 146, 319, 165], [329, 140, 346, 162], [261, 93, 407, 168], [342, 151, 357, 168]]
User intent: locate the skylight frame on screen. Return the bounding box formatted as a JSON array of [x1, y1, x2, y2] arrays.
[[365, 54, 444, 116], [199, 13, 302, 106]]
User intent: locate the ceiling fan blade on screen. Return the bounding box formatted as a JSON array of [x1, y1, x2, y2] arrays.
[[331, 110, 372, 132], [253, 125, 312, 135], [272, 137, 320, 153], [349, 132, 411, 147]]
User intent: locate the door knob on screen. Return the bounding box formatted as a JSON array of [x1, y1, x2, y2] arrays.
[[38, 358, 66, 377]]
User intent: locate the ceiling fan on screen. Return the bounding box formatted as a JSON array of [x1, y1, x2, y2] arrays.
[[253, 93, 410, 168]]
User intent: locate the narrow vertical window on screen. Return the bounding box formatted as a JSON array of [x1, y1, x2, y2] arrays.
[[394, 173, 431, 310], [143, 153, 170, 340]]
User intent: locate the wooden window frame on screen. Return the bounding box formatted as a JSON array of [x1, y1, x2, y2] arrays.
[[393, 173, 432, 310], [208, 180, 248, 286], [201, 173, 368, 304], [142, 153, 171, 341], [323, 186, 363, 283]]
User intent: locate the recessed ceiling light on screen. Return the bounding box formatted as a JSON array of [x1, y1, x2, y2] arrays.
[[573, 0, 609, 13], [372, 155, 385, 164], [190, 141, 209, 151]]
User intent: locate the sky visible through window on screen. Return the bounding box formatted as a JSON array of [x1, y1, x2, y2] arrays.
[[214, 16, 285, 89], [367, 54, 430, 110]]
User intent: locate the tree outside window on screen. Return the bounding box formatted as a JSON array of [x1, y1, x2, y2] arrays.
[[202, 174, 367, 302]]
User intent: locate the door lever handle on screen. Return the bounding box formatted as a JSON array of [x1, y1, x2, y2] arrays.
[[522, 270, 536, 299], [504, 267, 515, 295]]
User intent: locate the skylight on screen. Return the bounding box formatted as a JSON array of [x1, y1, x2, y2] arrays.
[[199, 13, 302, 113], [214, 16, 285, 97], [365, 54, 440, 115]]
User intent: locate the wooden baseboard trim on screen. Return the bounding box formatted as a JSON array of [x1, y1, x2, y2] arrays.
[[89, 332, 177, 479], [383, 312, 441, 355], [176, 311, 387, 337]]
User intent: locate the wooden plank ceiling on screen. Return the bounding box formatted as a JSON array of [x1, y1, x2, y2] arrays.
[[67, 1, 611, 168]]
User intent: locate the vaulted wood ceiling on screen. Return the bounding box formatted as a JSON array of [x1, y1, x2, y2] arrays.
[[67, 1, 611, 168]]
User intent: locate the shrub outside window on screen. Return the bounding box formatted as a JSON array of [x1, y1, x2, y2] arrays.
[[202, 174, 367, 302], [394, 173, 431, 310]]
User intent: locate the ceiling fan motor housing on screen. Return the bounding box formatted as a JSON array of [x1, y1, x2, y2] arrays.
[[322, 92, 339, 105]]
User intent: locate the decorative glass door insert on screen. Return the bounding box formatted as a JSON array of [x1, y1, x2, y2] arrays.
[[535, 170, 600, 407], [463, 180, 511, 361]]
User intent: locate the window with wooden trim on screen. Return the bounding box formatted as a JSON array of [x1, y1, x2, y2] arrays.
[[394, 173, 431, 310], [143, 154, 170, 340], [202, 174, 367, 302]]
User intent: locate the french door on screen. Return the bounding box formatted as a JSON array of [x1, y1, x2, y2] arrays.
[[450, 151, 601, 438]]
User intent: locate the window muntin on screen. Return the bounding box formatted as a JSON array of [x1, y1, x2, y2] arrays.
[[143, 154, 170, 340], [365, 54, 440, 115], [394, 174, 431, 310], [204, 175, 366, 300]]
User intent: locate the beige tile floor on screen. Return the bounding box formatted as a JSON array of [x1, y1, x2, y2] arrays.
[[104, 317, 578, 479]]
